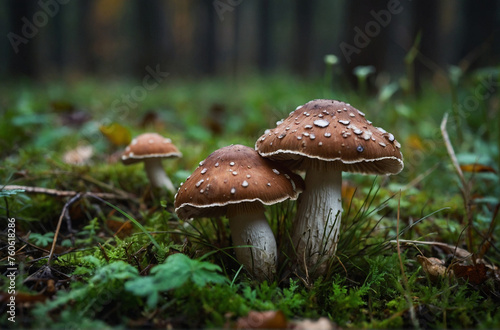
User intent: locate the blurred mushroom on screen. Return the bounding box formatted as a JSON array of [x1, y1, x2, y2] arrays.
[[174, 144, 304, 280], [121, 133, 182, 193], [255, 99, 404, 276]]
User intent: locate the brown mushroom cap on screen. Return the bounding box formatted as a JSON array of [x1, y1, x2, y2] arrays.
[[255, 99, 404, 175], [121, 133, 182, 165], [175, 144, 305, 219]]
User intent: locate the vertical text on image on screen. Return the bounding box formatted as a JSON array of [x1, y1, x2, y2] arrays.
[[7, 217, 17, 323]]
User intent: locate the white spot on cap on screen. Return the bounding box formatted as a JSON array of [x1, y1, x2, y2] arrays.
[[131, 139, 138, 145], [353, 129, 363, 135], [357, 110, 366, 116], [232, 171, 238, 176], [379, 142, 387, 147], [129, 152, 135, 157], [272, 169, 280, 175], [242, 180, 249, 187], [278, 133, 286, 139], [199, 161, 204, 166], [310, 134, 316, 140], [324, 132, 331, 138], [297, 136, 302, 140], [231, 187, 236, 194], [313, 119, 330, 128], [230, 162, 235, 166], [215, 162, 219, 167], [295, 105, 303, 111], [195, 179, 204, 187], [267, 182, 271, 187], [339, 120, 350, 125], [377, 127, 387, 134], [349, 113, 355, 117], [276, 119, 284, 125], [246, 174, 251, 178]]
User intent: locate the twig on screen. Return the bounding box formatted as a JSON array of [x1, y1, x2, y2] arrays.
[[1, 185, 135, 201], [440, 113, 474, 253], [47, 193, 82, 265]]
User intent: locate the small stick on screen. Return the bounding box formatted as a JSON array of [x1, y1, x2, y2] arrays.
[[440, 113, 474, 253], [47, 193, 82, 265], [2, 185, 135, 200]]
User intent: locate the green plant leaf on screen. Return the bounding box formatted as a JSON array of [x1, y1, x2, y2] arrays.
[[125, 253, 228, 309]]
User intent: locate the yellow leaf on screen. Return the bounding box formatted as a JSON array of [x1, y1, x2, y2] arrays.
[[407, 134, 425, 151], [460, 164, 496, 173], [99, 123, 131, 146]]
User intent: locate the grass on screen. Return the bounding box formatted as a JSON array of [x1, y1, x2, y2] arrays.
[[1, 71, 499, 328]]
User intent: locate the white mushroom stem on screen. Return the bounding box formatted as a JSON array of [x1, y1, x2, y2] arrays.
[[228, 207, 277, 281], [144, 158, 176, 193], [291, 168, 342, 275]]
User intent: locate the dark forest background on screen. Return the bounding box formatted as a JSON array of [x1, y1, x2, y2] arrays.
[[1, 0, 499, 86]]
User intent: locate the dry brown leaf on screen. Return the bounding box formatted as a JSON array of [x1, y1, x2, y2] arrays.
[[417, 255, 448, 282], [106, 219, 133, 238], [235, 310, 287, 329], [452, 263, 488, 285]]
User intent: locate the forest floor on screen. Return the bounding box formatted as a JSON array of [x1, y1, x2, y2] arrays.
[[1, 72, 499, 328]]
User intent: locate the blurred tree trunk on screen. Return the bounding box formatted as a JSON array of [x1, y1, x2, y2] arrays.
[[76, 0, 97, 74], [7, 0, 38, 78], [135, 0, 169, 76], [196, 0, 216, 75], [460, 0, 499, 69], [292, 0, 313, 75], [342, 0, 391, 87], [258, 0, 271, 72]]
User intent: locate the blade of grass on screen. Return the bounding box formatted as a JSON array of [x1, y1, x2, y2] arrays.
[[91, 196, 162, 252]]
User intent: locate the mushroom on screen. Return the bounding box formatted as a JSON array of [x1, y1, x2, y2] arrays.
[[121, 133, 182, 194], [255, 99, 404, 276], [174, 144, 305, 280]]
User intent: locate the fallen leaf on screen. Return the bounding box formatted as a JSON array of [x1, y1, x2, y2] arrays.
[[417, 255, 448, 282], [452, 263, 487, 285], [106, 219, 133, 238], [50, 100, 75, 112], [99, 122, 132, 146], [460, 164, 496, 173], [407, 134, 425, 151], [342, 181, 356, 202], [0, 292, 48, 304], [235, 310, 287, 329]]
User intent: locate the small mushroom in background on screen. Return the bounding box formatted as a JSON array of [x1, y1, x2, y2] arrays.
[[255, 99, 404, 277], [121, 133, 182, 194], [174, 144, 305, 281]]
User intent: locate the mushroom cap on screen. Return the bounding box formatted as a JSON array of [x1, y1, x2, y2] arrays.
[[121, 133, 182, 165], [174, 144, 305, 219], [255, 99, 404, 175]]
